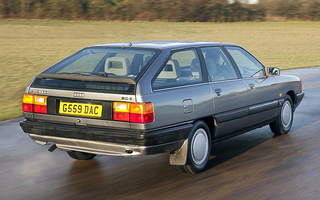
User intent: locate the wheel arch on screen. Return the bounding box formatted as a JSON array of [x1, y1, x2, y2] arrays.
[[286, 90, 296, 106], [197, 116, 216, 142]]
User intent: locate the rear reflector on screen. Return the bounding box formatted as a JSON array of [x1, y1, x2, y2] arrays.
[[22, 103, 33, 113], [130, 113, 154, 123], [113, 112, 130, 122], [33, 105, 47, 114]]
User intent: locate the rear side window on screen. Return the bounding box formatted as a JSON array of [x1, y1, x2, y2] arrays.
[[152, 49, 202, 90], [225, 46, 265, 78], [201, 46, 238, 82]]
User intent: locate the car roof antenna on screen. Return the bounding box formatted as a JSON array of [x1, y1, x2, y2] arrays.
[[128, 41, 132, 47]]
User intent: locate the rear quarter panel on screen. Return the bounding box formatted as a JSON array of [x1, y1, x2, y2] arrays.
[[132, 83, 214, 131]]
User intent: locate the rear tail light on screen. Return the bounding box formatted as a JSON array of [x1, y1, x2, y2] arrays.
[[113, 102, 130, 122], [22, 94, 34, 112], [22, 94, 48, 114], [113, 102, 154, 123], [130, 103, 154, 123]]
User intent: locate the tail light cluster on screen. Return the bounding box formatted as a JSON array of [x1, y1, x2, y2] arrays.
[[113, 102, 154, 123], [22, 94, 154, 124], [22, 94, 48, 114]]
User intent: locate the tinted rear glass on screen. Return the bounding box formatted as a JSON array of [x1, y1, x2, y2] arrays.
[[45, 47, 160, 79], [33, 47, 160, 94]]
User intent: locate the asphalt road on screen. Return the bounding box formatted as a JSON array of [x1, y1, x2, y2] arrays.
[[1, 67, 320, 200]]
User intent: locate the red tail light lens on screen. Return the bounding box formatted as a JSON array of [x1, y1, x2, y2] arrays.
[[22, 94, 48, 114], [130, 103, 154, 123], [113, 112, 130, 121], [22, 103, 33, 113], [33, 105, 47, 114], [113, 102, 154, 123]]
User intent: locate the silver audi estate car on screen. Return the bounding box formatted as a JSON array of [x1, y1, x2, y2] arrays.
[[20, 41, 304, 173]]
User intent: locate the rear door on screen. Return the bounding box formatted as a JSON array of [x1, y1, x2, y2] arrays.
[[200, 46, 249, 137], [224, 46, 279, 128]]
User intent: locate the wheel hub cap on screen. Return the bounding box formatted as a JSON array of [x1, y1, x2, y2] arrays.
[[191, 128, 209, 165], [282, 101, 292, 129]]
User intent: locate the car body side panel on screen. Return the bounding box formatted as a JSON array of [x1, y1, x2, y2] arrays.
[[274, 75, 302, 95], [244, 76, 280, 126], [274, 74, 304, 109], [209, 79, 249, 137], [245, 76, 280, 106], [133, 83, 214, 131]]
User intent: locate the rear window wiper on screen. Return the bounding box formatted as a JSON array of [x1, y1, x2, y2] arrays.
[[57, 72, 92, 76], [91, 72, 120, 78], [90, 72, 108, 77], [37, 73, 136, 84], [57, 72, 108, 77]]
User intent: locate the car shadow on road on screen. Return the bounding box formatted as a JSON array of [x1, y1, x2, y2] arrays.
[[206, 127, 275, 171], [62, 127, 287, 199]]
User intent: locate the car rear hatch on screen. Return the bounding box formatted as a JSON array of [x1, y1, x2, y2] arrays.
[[22, 46, 160, 128], [23, 73, 137, 129]]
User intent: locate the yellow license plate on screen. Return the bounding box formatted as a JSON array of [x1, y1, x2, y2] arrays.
[[59, 102, 102, 118]]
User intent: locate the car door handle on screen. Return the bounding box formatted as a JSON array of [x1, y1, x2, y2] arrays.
[[215, 88, 222, 96], [248, 83, 255, 91]]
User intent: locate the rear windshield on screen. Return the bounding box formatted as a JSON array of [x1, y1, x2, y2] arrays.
[[45, 47, 160, 79], [32, 47, 160, 94]]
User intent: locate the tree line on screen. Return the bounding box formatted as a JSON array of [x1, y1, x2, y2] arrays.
[[0, 0, 319, 22]]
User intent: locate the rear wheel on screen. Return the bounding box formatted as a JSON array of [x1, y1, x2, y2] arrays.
[[270, 95, 293, 135], [176, 120, 211, 174], [67, 151, 96, 160]]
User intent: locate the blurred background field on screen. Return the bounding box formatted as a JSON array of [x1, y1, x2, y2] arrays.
[[0, 19, 319, 121]]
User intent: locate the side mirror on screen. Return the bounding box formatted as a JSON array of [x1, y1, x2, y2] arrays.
[[266, 67, 280, 76]]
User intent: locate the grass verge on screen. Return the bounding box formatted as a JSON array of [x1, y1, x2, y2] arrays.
[[0, 20, 319, 121]]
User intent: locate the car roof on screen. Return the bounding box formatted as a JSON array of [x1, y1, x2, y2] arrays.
[[91, 40, 238, 50]]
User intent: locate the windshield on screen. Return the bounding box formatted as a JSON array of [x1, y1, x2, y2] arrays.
[[44, 47, 160, 80]]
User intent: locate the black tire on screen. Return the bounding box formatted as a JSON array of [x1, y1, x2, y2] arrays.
[[67, 151, 96, 160], [176, 165, 187, 173], [176, 120, 211, 174], [270, 95, 294, 135]]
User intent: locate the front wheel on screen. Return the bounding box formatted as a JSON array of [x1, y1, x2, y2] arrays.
[[176, 120, 211, 174], [67, 151, 96, 160], [270, 95, 294, 135]]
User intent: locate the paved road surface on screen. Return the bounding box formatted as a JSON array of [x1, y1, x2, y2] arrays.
[[1, 67, 320, 200]]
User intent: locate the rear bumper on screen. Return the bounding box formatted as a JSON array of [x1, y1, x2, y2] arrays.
[[20, 120, 191, 156]]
